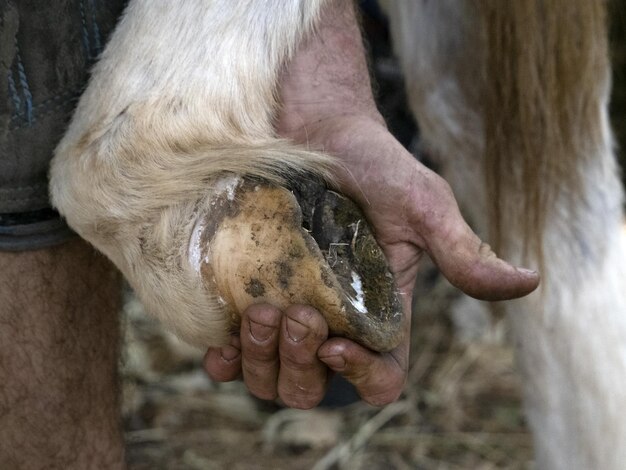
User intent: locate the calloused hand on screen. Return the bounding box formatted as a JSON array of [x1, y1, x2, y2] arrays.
[[203, 117, 539, 407], [203, 0, 539, 408], [204, 304, 330, 408]]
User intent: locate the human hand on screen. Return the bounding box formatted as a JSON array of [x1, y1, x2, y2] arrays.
[[203, 0, 539, 408], [204, 304, 331, 409], [203, 117, 539, 407], [202, 117, 539, 409]]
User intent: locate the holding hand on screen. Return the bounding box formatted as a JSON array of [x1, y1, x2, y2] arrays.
[[203, 0, 539, 408]]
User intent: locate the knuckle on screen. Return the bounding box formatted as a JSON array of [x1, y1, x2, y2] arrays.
[[242, 358, 278, 384], [423, 169, 453, 198], [307, 326, 329, 344], [249, 387, 278, 402], [342, 364, 371, 384], [205, 367, 232, 383], [203, 353, 235, 382], [279, 387, 325, 410], [242, 364, 278, 401], [363, 387, 403, 407], [246, 346, 277, 363], [358, 367, 406, 407], [279, 349, 319, 372]]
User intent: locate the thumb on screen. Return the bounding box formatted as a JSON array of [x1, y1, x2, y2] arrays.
[[420, 201, 540, 302]]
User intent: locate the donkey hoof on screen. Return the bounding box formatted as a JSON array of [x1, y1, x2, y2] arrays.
[[192, 176, 403, 352]]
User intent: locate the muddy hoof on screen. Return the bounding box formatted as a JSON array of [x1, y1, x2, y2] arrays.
[[195, 176, 403, 352]]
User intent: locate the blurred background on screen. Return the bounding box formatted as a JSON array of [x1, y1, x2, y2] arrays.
[[122, 2, 626, 468]]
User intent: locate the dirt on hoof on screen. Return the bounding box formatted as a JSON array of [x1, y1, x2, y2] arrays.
[[199, 176, 403, 352], [290, 176, 404, 351]]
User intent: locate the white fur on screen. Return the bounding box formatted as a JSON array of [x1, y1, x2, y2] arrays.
[[50, 0, 332, 348], [388, 1, 626, 468]]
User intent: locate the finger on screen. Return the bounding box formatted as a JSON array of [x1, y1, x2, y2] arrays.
[[417, 175, 540, 301], [277, 305, 329, 409], [318, 338, 407, 407], [203, 335, 242, 382], [428, 219, 540, 301], [240, 303, 282, 400]]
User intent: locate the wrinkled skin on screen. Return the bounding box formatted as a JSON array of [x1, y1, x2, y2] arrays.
[[203, 0, 539, 408]]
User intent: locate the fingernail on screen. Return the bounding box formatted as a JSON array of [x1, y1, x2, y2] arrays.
[[249, 320, 274, 342], [517, 267, 538, 276], [220, 345, 240, 362], [320, 355, 346, 371], [286, 317, 309, 342]]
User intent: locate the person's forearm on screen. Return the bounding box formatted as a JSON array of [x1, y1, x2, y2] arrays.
[[277, 0, 385, 139], [277, 0, 414, 215]]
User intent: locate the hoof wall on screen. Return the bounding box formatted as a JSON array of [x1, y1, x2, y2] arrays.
[[197, 176, 403, 352]]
